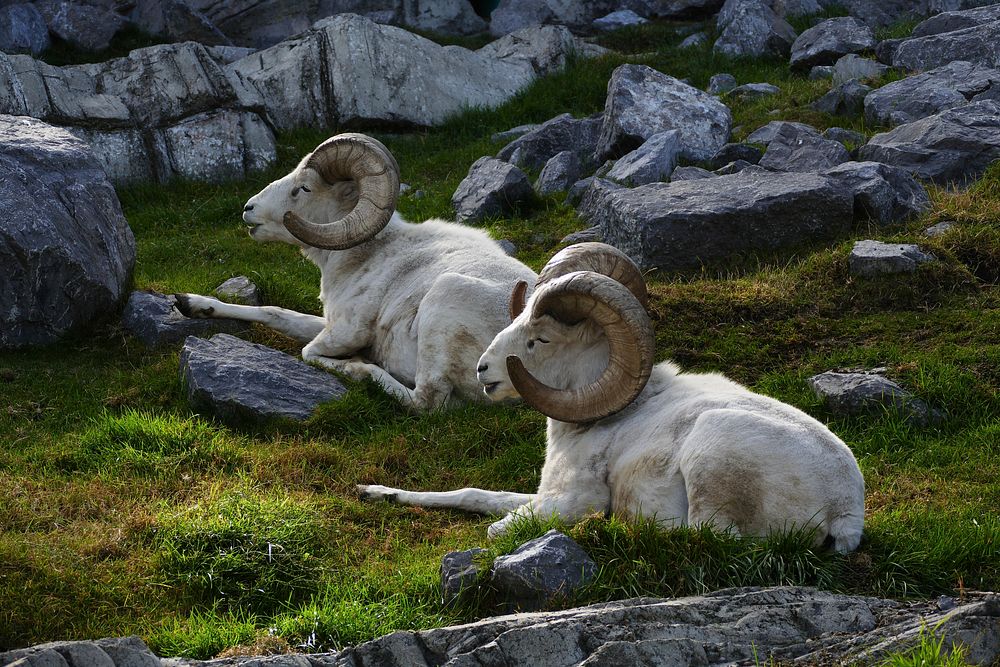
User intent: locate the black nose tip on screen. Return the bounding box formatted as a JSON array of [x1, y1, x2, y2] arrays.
[[243, 204, 254, 212], [477, 363, 488, 373]]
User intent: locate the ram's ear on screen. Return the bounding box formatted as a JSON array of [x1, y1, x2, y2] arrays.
[[330, 180, 358, 202]]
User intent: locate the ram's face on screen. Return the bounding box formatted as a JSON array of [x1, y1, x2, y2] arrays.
[[241, 161, 357, 245]]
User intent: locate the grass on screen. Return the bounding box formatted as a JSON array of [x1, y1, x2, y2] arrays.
[[2, 14, 998, 659]]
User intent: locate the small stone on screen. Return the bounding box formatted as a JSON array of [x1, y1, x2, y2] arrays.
[[214, 276, 262, 306], [789, 17, 877, 70], [491, 530, 596, 610], [670, 165, 716, 181], [492, 123, 541, 143], [808, 370, 941, 425], [823, 127, 866, 147], [938, 595, 958, 611], [593, 9, 647, 31], [809, 65, 835, 80], [535, 150, 584, 196], [559, 227, 602, 244], [123, 291, 245, 348], [708, 143, 763, 169], [679, 32, 708, 48], [759, 124, 850, 172], [832, 54, 889, 86], [714, 159, 760, 175], [708, 73, 738, 95], [441, 548, 488, 604], [413, 190, 426, 199], [746, 120, 820, 145], [812, 80, 872, 117], [606, 130, 683, 186], [728, 82, 780, 99], [823, 162, 930, 225], [565, 177, 595, 207], [848, 240, 934, 277], [93, 638, 160, 667], [399, 183, 411, 194], [497, 239, 517, 256], [924, 220, 955, 238], [452, 157, 533, 223]]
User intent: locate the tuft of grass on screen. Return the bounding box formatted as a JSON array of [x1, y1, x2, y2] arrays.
[[880, 623, 971, 667], [150, 487, 327, 614]]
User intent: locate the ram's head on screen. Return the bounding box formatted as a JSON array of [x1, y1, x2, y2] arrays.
[[242, 133, 400, 249], [477, 243, 655, 424]]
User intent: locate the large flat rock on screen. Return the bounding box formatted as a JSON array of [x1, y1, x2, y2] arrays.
[[179, 334, 347, 424], [892, 19, 1000, 71], [588, 170, 853, 271], [0, 116, 134, 349]]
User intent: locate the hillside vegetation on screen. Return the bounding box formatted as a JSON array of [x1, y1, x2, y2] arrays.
[[1, 18, 998, 657]]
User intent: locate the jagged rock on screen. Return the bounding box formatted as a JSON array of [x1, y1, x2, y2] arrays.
[[35, 1, 126, 52], [441, 548, 487, 604], [924, 220, 955, 237], [809, 370, 940, 424], [575, 178, 625, 228], [497, 113, 602, 171], [911, 4, 1000, 38], [627, 0, 726, 18], [679, 31, 709, 47], [478, 23, 606, 77], [709, 142, 763, 169], [759, 123, 850, 171], [714, 0, 797, 58], [161, 110, 276, 183], [491, 531, 596, 610], [559, 226, 602, 244], [0, 116, 134, 350], [93, 637, 161, 667], [812, 79, 871, 116], [714, 159, 763, 175], [179, 333, 347, 424], [453, 157, 533, 223], [214, 276, 261, 306], [593, 9, 647, 30], [0, 641, 115, 667], [129, 0, 231, 46], [399, 0, 488, 36], [859, 100, 1000, 185], [727, 82, 780, 99], [590, 170, 853, 271], [745, 120, 819, 144], [497, 239, 518, 256], [809, 64, 835, 80], [864, 61, 1000, 127], [670, 165, 716, 180], [790, 17, 877, 70], [535, 150, 584, 195], [123, 291, 244, 348], [823, 126, 865, 147], [892, 20, 1000, 71], [489, 0, 553, 36], [823, 162, 930, 225], [832, 53, 889, 85], [708, 72, 737, 94], [606, 130, 683, 186], [0, 4, 49, 55], [848, 240, 934, 277], [565, 177, 595, 206], [492, 123, 541, 143], [597, 64, 731, 162]]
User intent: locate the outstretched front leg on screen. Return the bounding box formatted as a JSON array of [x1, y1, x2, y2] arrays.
[[358, 485, 534, 516], [175, 294, 325, 343]]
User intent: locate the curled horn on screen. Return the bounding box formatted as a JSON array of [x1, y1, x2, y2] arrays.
[[537, 242, 648, 308], [509, 280, 528, 320], [506, 271, 655, 424], [282, 133, 400, 250]]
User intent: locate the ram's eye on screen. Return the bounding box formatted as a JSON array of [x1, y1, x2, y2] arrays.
[[537, 338, 550, 344], [300, 185, 311, 193]]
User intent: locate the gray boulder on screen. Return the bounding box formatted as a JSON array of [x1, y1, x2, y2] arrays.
[[606, 130, 683, 186], [848, 240, 935, 277], [0, 116, 134, 350], [714, 0, 797, 58], [708, 72, 737, 94], [911, 3, 1000, 37], [93, 636, 162, 667], [179, 333, 347, 424], [758, 123, 850, 171], [575, 178, 625, 228], [924, 220, 955, 237], [789, 17, 877, 70], [809, 370, 940, 424], [593, 9, 647, 30], [864, 61, 1000, 127], [809, 64, 835, 80], [399, 0, 488, 36], [35, 1, 126, 52], [823, 162, 930, 225], [893, 20, 1000, 71], [123, 291, 245, 348], [597, 64, 732, 161], [745, 120, 819, 145], [453, 157, 533, 223], [708, 142, 763, 169], [670, 165, 716, 180], [491, 530, 596, 610], [535, 150, 584, 195], [214, 276, 262, 306], [627, 0, 726, 18], [823, 126, 865, 147], [0, 4, 49, 55], [559, 226, 603, 244], [497, 113, 602, 170], [812, 79, 871, 116], [678, 31, 709, 47], [565, 176, 595, 207], [129, 0, 232, 46], [441, 548, 487, 605], [727, 82, 780, 99], [859, 100, 1000, 185], [489, 0, 553, 36], [590, 170, 853, 271], [832, 54, 889, 86], [714, 159, 763, 175], [492, 123, 541, 143], [478, 24, 605, 77]]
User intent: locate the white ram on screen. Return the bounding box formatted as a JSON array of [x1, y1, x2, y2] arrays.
[[359, 243, 866, 552], [176, 133, 536, 411]]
